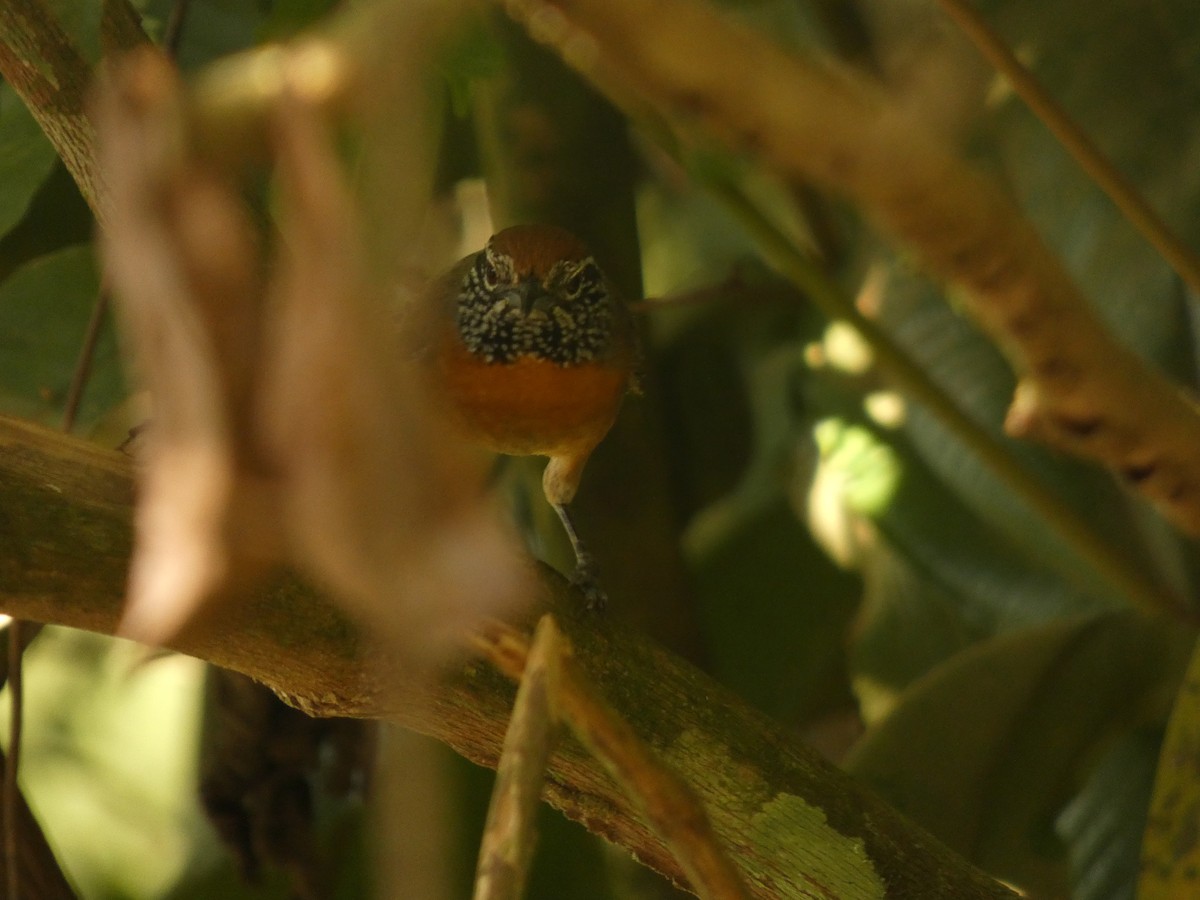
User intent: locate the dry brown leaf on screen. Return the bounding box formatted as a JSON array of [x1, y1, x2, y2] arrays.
[[97, 51, 279, 641], [97, 47, 530, 661], [261, 91, 531, 662]]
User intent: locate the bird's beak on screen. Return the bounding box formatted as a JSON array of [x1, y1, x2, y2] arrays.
[[503, 279, 553, 315]]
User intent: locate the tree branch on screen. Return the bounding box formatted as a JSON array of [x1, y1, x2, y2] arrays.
[[0, 415, 1014, 898], [0, 0, 147, 219]]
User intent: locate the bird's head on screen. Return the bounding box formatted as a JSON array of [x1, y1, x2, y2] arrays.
[[456, 224, 615, 366]]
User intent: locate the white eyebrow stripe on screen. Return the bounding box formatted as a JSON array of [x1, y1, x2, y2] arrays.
[[549, 256, 599, 280]]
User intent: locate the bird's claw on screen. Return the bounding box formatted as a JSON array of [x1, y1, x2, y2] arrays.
[[570, 554, 607, 611]]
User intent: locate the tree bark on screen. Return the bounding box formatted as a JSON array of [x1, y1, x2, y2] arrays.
[[0, 0, 147, 220]]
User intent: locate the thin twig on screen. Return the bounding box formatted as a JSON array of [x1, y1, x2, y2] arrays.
[[162, 0, 191, 56], [932, 0, 1200, 297], [476, 618, 752, 900], [472, 617, 561, 900], [60, 287, 109, 433]]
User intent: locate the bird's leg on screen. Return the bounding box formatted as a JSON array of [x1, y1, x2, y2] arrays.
[[544, 451, 607, 610], [552, 502, 606, 611]]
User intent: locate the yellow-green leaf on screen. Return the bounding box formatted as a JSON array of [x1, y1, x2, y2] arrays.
[[846, 612, 1193, 896], [1138, 635, 1200, 899]]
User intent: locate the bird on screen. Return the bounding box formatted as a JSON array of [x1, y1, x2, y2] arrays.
[[419, 223, 638, 609]]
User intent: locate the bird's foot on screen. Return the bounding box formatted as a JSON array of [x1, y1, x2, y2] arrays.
[[570, 553, 607, 611]]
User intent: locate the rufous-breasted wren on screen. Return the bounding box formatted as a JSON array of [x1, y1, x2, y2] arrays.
[[422, 223, 638, 608]]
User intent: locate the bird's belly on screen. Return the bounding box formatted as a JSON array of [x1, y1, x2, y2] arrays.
[[438, 347, 627, 457]]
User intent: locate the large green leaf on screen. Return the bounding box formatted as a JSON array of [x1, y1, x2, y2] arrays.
[[877, 274, 1163, 608], [980, 0, 1200, 247], [1139, 635, 1200, 899], [845, 612, 1193, 896], [864, 0, 1200, 615], [0, 84, 59, 242], [688, 493, 860, 723], [812, 411, 1109, 632], [1058, 728, 1161, 900], [0, 245, 124, 429], [977, 0, 1200, 414], [15, 628, 212, 898], [135, 0, 273, 71]]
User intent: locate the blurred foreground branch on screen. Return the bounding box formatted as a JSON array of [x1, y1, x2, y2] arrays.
[[0, 416, 1014, 899], [475, 616, 750, 899]]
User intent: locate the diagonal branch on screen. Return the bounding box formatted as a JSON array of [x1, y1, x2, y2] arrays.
[[499, 0, 1200, 541], [0, 415, 1015, 899], [0, 0, 148, 219]]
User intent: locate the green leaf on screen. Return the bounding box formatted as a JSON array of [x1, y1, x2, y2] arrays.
[[688, 494, 860, 723], [0, 84, 59, 242], [44, 0, 102, 60], [1059, 728, 1161, 900], [810, 407, 1106, 639], [845, 612, 1193, 896], [866, 0, 1200, 611], [15, 629, 212, 898], [256, 0, 341, 42], [0, 244, 124, 429], [877, 273, 1155, 609], [978, 0, 1200, 335], [1139, 635, 1200, 900], [137, 0, 272, 72], [439, 15, 506, 118]]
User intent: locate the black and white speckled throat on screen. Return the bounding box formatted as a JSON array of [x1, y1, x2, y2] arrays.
[[455, 257, 614, 366]]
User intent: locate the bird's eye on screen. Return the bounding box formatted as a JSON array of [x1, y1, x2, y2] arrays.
[[478, 254, 501, 291], [562, 263, 597, 299]]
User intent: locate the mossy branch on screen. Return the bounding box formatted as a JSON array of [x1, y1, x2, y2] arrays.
[[0, 415, 1014, 898]]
